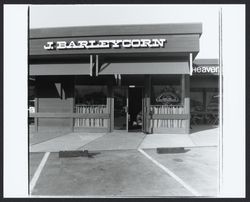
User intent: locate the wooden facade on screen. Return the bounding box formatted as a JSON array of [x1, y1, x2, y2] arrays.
[[29, 23, 207, 134]]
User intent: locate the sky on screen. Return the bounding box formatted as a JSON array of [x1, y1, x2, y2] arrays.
[[30, 5, 220, 59]]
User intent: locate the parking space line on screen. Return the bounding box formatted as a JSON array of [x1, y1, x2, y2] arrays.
[[138, 149, 201, 197], [30, 152, 50, 194]]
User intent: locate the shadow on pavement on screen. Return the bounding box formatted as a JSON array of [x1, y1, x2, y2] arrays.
[[59, 150, 101, 158], [190, 125, 219, 134], [156, 147, 191, 154]]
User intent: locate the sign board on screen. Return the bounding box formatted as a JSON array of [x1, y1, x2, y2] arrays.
[[44, 39, 167, 50], [192, 65, 219, 75], [30, 35, 200, 56], [155, 86, 180, 105]]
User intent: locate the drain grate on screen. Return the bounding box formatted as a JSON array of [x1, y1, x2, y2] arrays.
[[59, 150, 100, 158]]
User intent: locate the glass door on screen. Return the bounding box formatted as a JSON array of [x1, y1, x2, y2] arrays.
[[114, 86, 128, 131]]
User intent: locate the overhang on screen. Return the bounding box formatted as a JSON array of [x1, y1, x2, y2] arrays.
[[29, 63, 90, 76], [29, 23, 202, 58], [30, 23, 202, 39], [98, 61, 189, 75]]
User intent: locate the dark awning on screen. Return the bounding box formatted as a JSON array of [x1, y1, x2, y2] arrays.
[[98, 61, 189, 75], [29, 63, 90, 76]]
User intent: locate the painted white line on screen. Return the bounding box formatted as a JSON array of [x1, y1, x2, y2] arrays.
[[30, 152, 50, 194], [138, 149, 201, 197]]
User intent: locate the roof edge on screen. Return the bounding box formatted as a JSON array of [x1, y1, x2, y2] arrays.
[[193, 58, 219, 66], [30, 23, 203, 39]]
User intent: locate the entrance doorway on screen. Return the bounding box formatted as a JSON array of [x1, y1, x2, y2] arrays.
[[114, 86, 128, 130], [113, 86, 143, 132], [128, 87, 143, 132]]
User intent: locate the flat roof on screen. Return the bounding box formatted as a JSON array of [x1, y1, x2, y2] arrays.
[[30, 23, 202, 39]]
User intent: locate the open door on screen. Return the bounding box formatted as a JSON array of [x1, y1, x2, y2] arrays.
[[128, 87, 143, 132]]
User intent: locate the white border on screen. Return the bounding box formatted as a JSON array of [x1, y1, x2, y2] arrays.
[[4, 5, 29, 197], [3, 4, 245, 197], [220, 5, 245, 197]]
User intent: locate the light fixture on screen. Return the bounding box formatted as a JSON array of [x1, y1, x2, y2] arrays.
[[129, 85, 135, 88]]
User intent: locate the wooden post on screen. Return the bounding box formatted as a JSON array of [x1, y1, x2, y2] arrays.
[[89, 55, 93, 77], [184, 97, 190, 134], [181, 75, 185, 106], [34, 97, 38, 132], [107, 85, 114, 132], [189, 53, 193, 76], [144, 75, 151, 134], [111, 93, 114, 132], [203, 88, 207, 124], [70, 95, 74, 132], [126, 88, 129, 132], [182, 74, 190, 134], [96, 55, 99, 77]]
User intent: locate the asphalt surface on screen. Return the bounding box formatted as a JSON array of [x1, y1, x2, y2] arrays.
[[29, 147, 218, 197], [29, 152, 45, 180], [144, 147, 218, 196]]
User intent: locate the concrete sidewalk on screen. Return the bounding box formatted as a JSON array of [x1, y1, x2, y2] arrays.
[[80, 132, 145, 151], [30, 133, 106, 152], [190, 125, 219, 147], [29, 125, 219, 152], [30, 131, 146, 152], [139, 125, 219, 149]]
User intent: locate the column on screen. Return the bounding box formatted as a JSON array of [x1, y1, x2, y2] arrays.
[[107, 84, 114, 132], [144, 75, 151, 134], [182, 74, 190, 134]]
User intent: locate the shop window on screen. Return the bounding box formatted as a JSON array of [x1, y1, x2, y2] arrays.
[[190, 89, 219, 125], [205, 92, 219, 125], [150, 83, 184, 130], [75, 85, 107, 105], [190, 92, 204, 112], [206, 92, 219, 111], [151, 85, 181, 105], [74, 85, 108, 128]]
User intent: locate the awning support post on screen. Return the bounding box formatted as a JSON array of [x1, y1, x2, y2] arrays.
[[89, 55, 93, 76], [96, 55, 99, 77], [118, 74, 121, 86], [189, 53, 193, 76]]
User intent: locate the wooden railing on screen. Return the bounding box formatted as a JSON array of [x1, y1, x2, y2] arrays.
[[74, 105, 108, 128], [191, 111, 219, 125], [150, 105, 186, 129]]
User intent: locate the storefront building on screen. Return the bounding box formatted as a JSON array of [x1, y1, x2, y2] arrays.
[[28, 23, 219, 134]]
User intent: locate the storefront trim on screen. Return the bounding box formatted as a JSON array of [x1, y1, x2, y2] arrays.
[[30, 63, 91, 76], [29, 112, 110, 119], [98, 61, 189, 75], [30, 23, 202, 39]]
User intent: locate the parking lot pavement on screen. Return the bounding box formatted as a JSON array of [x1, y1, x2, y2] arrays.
[[30, 150, 193, 197], [29, 152, 45, 180], [29, 146, 218, 197], [143, 147, 218, 197]]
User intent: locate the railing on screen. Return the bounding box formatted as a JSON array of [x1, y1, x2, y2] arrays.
[[150, 105, 185, 129], [191, 111, 219, 125], [74, 105, 108, 128]]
